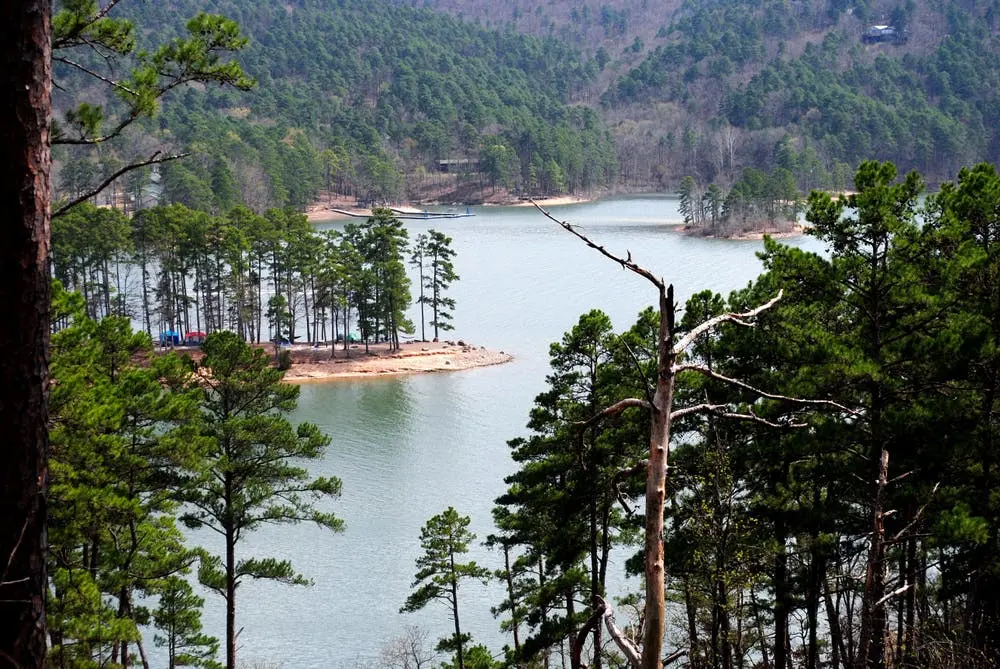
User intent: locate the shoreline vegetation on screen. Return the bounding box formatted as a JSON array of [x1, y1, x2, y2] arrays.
[[160, 340, 513, 382], [306, 192, 814, 239]]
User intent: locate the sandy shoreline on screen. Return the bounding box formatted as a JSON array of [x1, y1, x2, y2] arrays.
[[305, 195, 593, 222], [280, 340, 513, 382]]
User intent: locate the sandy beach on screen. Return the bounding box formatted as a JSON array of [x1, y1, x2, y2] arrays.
[[280, 339, 513, 382], [304, 194, 594, 222]]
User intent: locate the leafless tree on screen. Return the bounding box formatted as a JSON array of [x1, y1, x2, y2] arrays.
[[533, 202, 850, 669], [377, 626, 438, 669]]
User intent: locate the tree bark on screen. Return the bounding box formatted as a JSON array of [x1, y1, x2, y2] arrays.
[[642, 284, 674, 669], [0, 2, 52, 668]]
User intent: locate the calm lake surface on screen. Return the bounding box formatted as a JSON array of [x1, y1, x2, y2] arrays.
[[199, 197, 824, 667]]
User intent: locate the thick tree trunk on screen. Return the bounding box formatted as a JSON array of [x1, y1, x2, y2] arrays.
[[0, 2, 52, 667], [641, 285, 674, 669]]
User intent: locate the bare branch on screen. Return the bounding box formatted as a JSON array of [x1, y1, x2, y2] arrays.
[[599, 596, 641, 669], [575, 398, 652, 430], [672, 290, 783, 356], [612, 460, 648, 517], [673, 364, 860, 417], [53, 56, 137, 96], [672, 401, 807, 427], [891, 482, 941, 543], [875, 582, 915, 607], [533, 200, 665, 291], [663, 649, 688, 666], [1, 518, 29, 584], [669, 403, 729, 420], [53, 151, 188, 218], [712, 410, 808, 429], [616, 334, 654, 406]]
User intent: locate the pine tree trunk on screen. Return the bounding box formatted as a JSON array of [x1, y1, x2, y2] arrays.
[[684, 582, 699, 668], [774, 516, 789, 669], [824, 569, 847, 669], [858, 449, 889, 669], [0, 2, 51, 667], [226, 481, 237, 669], [450, 551, 464, 669]]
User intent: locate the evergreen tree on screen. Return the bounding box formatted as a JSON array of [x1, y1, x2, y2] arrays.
[[423, 230, 459, 340], [401, 507, 490, 669], [180, 331, 343, 669], [153, 576, 222, 669]]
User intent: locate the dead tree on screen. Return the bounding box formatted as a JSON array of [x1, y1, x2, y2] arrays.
[[535, 202, 850, 669], [0, 1, 52, 668]]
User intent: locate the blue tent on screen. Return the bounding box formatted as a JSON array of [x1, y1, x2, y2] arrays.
[[159, 330, 180, 346]]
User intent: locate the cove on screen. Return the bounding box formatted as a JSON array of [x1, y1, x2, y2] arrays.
[[197, 196, 825, 667]]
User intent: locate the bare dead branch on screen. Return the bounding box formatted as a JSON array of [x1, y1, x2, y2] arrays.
[[53, 56, 138, 96], [713, 410, 808, 428], [575, 398, 652, 430], [663, 648, 688, 666], [616, 334, 655, 406], [533, 200, 665, 291], [875, 582, 915, 607], [673, 364, 860, 417], [2, 518, 30, 584], [671, 402, 808, 428], [599, 596, 642, 669], [891, 482, 941, 543], [672, 290, 783, 356], [53, 151, 187, 218], [612, 460, 648, 517], [669, 403, 729, 420], [889, 470, 915, 485]]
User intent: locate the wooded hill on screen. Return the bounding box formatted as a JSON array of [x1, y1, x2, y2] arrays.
[[53, 0, 617, 213], [52, 0, 1000, 211], [404, 0, 1000, 191]]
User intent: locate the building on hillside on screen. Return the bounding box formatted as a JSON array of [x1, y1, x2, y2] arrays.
[[437, 158, 480, 174], [862, 24, 908, 44]]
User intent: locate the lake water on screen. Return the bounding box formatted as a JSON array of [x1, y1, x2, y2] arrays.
[[197, 197, 824, 668]]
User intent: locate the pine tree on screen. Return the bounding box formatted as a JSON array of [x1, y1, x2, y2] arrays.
[[423, 230, 459, 340], [181, 331, 343, 669], [401, 507, 490, 669], [153, 576, 222, 669]]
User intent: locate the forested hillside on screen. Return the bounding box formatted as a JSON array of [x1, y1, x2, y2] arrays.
[[53, 0, 617, 212], [415, 0, 1000, 192], [51, 0, 1000, 210]]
